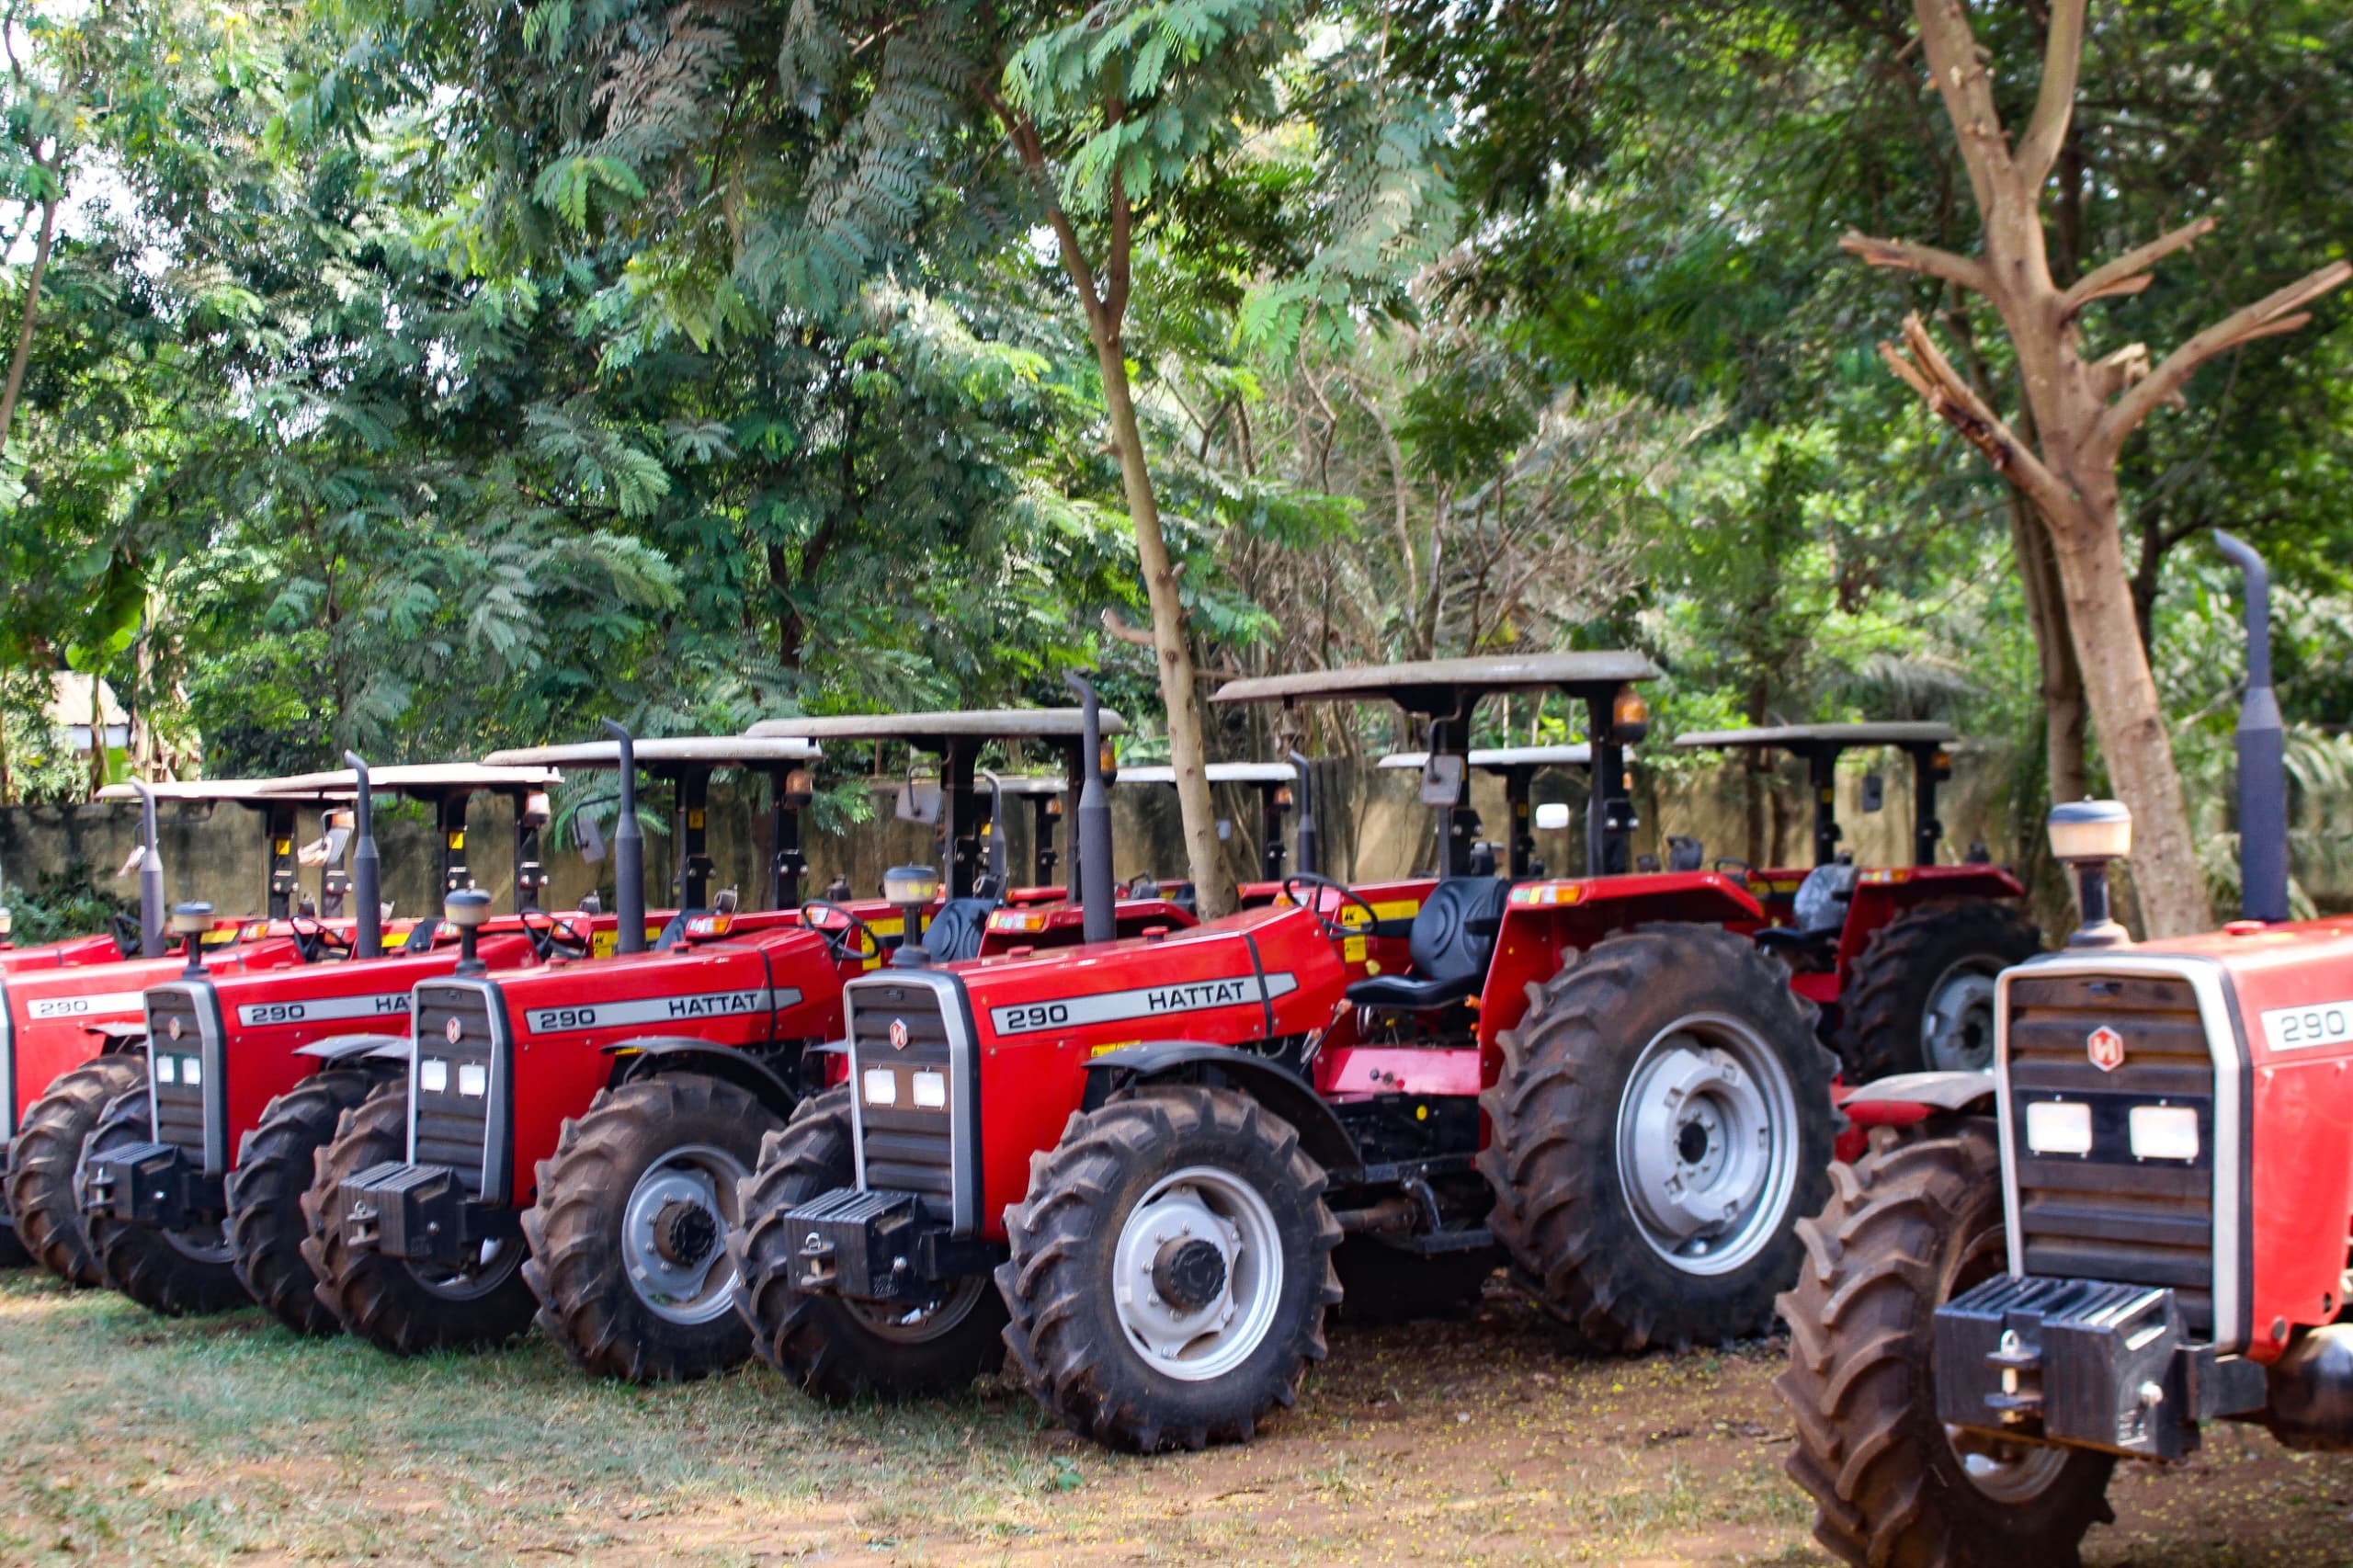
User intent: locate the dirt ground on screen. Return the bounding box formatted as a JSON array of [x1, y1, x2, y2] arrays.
[[5, 1268, 2351, 1566]]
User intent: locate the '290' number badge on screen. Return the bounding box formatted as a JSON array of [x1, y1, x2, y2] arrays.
[[2086, 1025, 2125, 1073]]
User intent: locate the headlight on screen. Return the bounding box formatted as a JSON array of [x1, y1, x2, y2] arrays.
[[457, 1062, 488, 1098], [911, 1069, 947, 1109], [179, 1055, 202, 1087], [863, 1066, 899, 1107], [2024, 1099, 2092, 1156], [420, 1058, 449, 1094], [155, 1056, 177, 1085], [2129, 1104, 2200, 1162]]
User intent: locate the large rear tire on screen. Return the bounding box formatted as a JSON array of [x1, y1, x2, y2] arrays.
[[299, 1078, 536, 1353], [1837, 902, 2042, 1080], [1776, 1120, 2116, 1567], [522, 1074, 784, 1382], [84, 1085, 246, 1314], [1481, 924, 1836, 1352], [732, 1087, 1007, 1402], [998, 1085, 1342, 1453], [6, 1054, 145, 1286], [229, 1067, 382, 1335]]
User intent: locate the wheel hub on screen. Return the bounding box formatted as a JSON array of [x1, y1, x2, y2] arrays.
[[620, 1143, 747, 1325], [1614, 1018, 1802, 1277], [1923, 964, 2002, 1073], [652, 1199, 721, 1269], [1153, 1236, 1229, 1312], [1110, 1167, 1285, 1383]]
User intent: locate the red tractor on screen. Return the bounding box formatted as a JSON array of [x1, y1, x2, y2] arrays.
[[3, 775, 365, 1277], [1375, 744, 1592, 879], [1777, 534, 2340, 1568], [1675, 722, 2041, 1078], [74, 757, 574, 1328], [733, 660, 1839, 1450]]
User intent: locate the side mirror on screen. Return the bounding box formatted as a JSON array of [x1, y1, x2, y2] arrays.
[[1419, 755, 1466, 808], [1533, 801, 1574, 832], [1861, 772, 1885, 813], [895, 779, 944, 825]]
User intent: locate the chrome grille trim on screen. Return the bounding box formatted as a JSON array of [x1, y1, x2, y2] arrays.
[[142, 983, 225, 1174], [843, 970, 977, 1236], [407, 979, 511, 1200], [1994, 953, 2244, 1351]]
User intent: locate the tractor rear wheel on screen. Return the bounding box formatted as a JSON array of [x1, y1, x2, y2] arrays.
[[999, 1085, 1343, 1452], [1331, 1237, 1496, 1324], [1837, 902, 2042, 1081], [523, 1074, 783, 1382], [1776, 1119, 2115, 1567], [299, 1078, 536, 1353], [733, 1086, 1007, 1402], [6, 1053, 144, 1286], [1481, 924, 1836, 1352], [229, 1067, 383, 1335], [84, 1085, 246, 1314]]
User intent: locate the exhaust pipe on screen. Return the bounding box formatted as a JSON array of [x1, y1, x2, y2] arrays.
[[131, 780, 165, 958], [601, 719, 646, 953], [1289, 750, 1319, 879], [2214, 530, 2288, 923], [1064, 673, 1116, 944], [344, 752, 383, 959]]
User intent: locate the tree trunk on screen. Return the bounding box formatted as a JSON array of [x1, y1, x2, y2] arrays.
[[1090, 324, 1233, 917], [2009, 491, 2087, 805], [0, 185, 58, 454]]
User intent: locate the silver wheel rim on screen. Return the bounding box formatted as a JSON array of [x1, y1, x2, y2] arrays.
[[409, 1236, 522, 1301], [1614, 1013, 1802, 1276], [1111, 1164, 1284, 1382], [1948, 1425, 2073, 1502], [1922, 960, 2002, 1073], [620, 1142, 747, 1325], [843, 1273, 992, 1344]]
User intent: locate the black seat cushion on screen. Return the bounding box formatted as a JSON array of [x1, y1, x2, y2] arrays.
[[1345, 877, 1509, 1012], [921, 897, 997, 963], [402, 918, 441, 954]]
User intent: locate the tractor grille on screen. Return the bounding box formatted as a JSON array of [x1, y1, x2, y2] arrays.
[[411, 982, 503, 1198], [143, 985, 218, 1170], [2006, 970, 2218, 1334], [846, 973, 969, 1230]]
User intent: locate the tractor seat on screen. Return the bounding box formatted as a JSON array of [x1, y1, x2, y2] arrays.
[[1753, 861, 1858, 965], [1346, 877, 1510, 1013], [402, 918, 441, 955], [921, 897, 998, 963]]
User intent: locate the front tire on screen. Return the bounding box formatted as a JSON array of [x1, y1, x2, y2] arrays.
[[84, 1085, 246, 1314], [998, 1085, 1342, 1452], [6, 1053, 145, 1286], [732, 1087, 1007, 1402], [1837, 902, 2042, 1079], [299, 1079, 536, 1353], [522, 1074, 784, 1382], [1776, 1120, 2115, 1567], [1481, 924, 1836, 1352], [229, 1067, 384, 1335]]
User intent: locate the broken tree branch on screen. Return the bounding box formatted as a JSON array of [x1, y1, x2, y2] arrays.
[[1839, 229, 1992, 295], [2063, 215, 2217, 314], [2095, 260, 2352, 455], [1882, 313, 2076, 526]]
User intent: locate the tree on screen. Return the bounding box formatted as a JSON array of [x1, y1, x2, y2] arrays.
[[1841, 0, 2347, 937]]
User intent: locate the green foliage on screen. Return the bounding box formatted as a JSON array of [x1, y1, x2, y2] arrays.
[[1, 858, 123, 945]]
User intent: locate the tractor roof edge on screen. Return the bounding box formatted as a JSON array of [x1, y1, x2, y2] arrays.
[[1378, 745, 1593, 770], [745, 708, 1126, 742], [1673, 722, 1957, 750], [1212, 652, 1658, 709], [484, 737, 818, 768]]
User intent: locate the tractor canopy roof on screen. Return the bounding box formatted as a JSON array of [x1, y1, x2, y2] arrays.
[[1379, 744, 1593, 772], [256, 763, 562, 798], [1213, 652, 1658, 714], [1673, 722, 1956, 753], [861, 773, 1063, 795], [745, 709, 1125, 745], [97, 778, 349, 805], [483, 737, 818, 770], [1117, 762, 1296, 786]]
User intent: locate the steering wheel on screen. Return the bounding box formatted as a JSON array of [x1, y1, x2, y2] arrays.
[[1121, 873, 1164, 899], [1280, 873, 1382, 943], [800, 899, 881, 963], [1711, 857, 1756, 883], [290, 914, 353, 964], [521, 909, 593, 961], [113, 911, 144, 958]]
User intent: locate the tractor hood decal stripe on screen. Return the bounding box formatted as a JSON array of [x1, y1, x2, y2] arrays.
[[235, 993, 411, 1028], [987, 972, 1299, 1036], [27, 989, 147, 1021], [522, 987, 794, 1034]]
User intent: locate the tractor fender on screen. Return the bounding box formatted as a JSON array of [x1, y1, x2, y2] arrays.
[[605, 1037, 802, 1121], [1084, 1041, 1360, 1176], [86, 1021, 148, 1054], [1837, 1068, 1996, 1128], [294, 1033, 411, 1063]]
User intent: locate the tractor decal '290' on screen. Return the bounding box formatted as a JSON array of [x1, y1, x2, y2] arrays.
[[986, 972, 1299, 1035]]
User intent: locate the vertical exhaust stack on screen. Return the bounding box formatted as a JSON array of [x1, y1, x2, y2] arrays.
[[1289, 750, 1319, 879], [2215, 529, 2289, 923], [1064, 672, 1117, 944], [344, 752, 383, 959], [601, 719, 647, 954], [131, 780, 165, 957]]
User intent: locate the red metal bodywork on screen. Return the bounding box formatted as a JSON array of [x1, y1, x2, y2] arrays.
[[0, 932, 131, 974]]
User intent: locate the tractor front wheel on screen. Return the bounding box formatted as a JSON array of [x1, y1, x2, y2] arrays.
[[999, 1085, 1342, 1452], [1776, 1119, 2115, 1567], [299, 1079, 536, 1353], [1482, 924, 1836, 1352], [84, 1085, 246, 1314], [6, 1053, 145, 1286], [1837, 902, 2042, 1080], [732, 1087, 1007, 1402], [523, 1074, 783, 1382], [229, 1067, 384, 1335]]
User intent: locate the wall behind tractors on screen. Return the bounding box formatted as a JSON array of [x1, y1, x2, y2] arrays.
[[0, 748, 2039, 922]]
